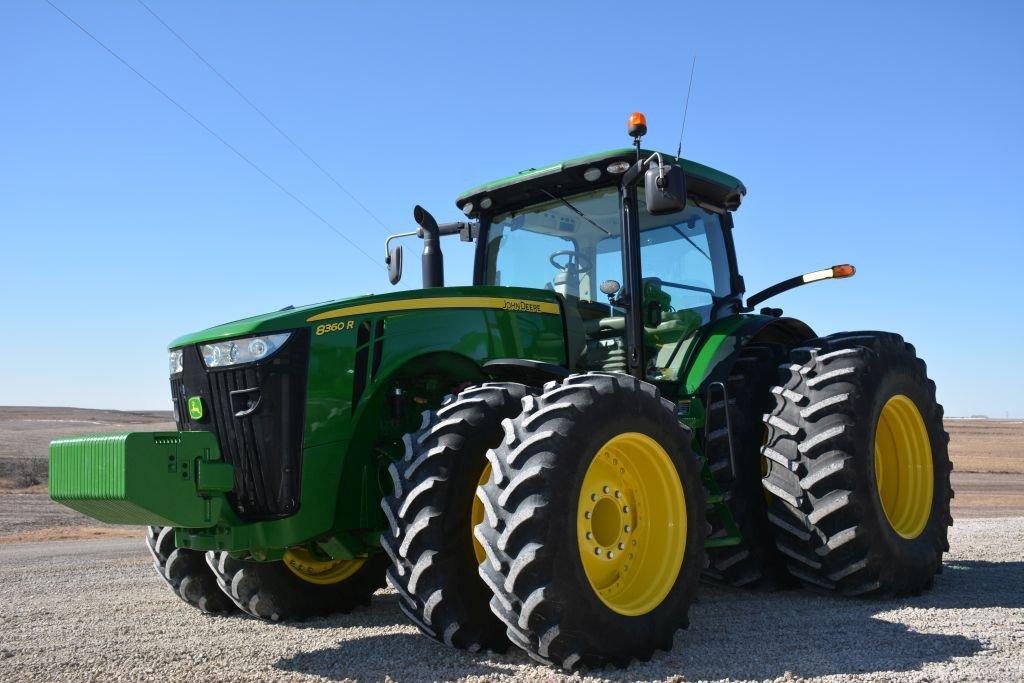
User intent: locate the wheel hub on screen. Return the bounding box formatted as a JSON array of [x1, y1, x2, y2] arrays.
[[576, 432, 686, 616], [582, 481, 636, 565]]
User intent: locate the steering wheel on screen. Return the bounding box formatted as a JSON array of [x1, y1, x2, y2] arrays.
[[549, 250, 593, 273]]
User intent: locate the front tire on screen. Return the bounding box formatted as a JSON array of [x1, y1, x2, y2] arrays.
[[761, 332, 952, 596], [476, 373, 706, 670], [205, 550, 387, 621], [146, 526, 237, 614]]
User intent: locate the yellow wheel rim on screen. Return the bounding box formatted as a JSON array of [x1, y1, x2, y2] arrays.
[[576, 432, 686, 616], [471, 462, 491, 565], [873, 394, 934, 539], [283, 548, 366, 585]]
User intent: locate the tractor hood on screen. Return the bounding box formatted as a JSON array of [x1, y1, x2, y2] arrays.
[[167, 286, 561, 349], [168, 294, 365, 349]]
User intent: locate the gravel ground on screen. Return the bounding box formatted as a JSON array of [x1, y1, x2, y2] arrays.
[[1, 518, 1021, 682]]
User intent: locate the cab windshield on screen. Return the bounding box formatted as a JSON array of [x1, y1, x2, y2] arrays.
[[483, 185, 733, 380], [483, 187, 731, 310], [484, 187, 622, 303]]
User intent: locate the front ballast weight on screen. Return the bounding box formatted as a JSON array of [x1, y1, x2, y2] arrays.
[[49, 431, 233, 528]]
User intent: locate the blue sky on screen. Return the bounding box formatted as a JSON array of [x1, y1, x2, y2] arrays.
[[2, 1, 1022, 416]]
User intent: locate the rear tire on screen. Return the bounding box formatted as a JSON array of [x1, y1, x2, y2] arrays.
[[205, 551, 387, 621], [380, 383, 533, 653], [702, 343, 792, 587], [145, 526, 237, 614], [761, 332, 952, 596], [476, 373, 706, 670]]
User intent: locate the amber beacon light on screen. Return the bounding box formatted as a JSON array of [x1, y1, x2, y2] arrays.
[[627, 112, 648, 138]]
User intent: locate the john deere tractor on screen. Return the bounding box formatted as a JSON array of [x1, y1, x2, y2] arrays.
[[49, 114, 951, 670]]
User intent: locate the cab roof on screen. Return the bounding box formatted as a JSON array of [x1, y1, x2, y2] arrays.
[[455, 148, 746, 219]]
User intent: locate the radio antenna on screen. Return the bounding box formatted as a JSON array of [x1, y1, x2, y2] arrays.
[[676, 56, 697, 159]]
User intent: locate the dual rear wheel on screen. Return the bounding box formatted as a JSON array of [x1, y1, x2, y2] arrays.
[[761, 331, 952, 595], [382, 374, 706, 669], [382, 334, 951, 670], [476, 374, 706, 669]]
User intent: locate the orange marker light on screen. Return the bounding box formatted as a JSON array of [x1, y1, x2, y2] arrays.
[[628, 112, 648, 138], [832, 264, 856, 278]]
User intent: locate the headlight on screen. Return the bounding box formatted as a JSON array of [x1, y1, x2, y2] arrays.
[[201, 332, 292, 368], [169, 349, 183, 375]]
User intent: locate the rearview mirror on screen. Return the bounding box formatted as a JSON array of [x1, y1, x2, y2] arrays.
[[387, 244, 403, 285], [645, 163, 687, 215]]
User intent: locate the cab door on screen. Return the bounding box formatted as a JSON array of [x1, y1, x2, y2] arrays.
[[633, 199, 735, 383]]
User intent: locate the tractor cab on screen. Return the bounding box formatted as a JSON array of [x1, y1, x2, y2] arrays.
[[454, 142, 748, 386], [476, 180, 736, 381]]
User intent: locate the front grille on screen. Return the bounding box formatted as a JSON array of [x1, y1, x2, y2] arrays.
[[170, 330, 309, 521]]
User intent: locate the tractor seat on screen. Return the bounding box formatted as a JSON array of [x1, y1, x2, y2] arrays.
[[582, 316, 625, 336]]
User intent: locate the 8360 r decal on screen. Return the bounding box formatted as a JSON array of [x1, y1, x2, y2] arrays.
[[315, 320, 355, 336]]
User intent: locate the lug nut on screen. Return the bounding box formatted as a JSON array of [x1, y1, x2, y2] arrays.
[[594, 547, 601, 555], [585, 532, 593, 540], [624, 525, 631, 533], [622, 505, 630, 513], [602, 485, 610, 494], [614, 490, 621, 498], [618, 543, 625, 550], [585, 511, 591, 519], [591, 493, 598, 501]]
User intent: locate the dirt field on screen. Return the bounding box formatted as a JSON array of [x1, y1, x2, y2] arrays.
[[0, 406, 175, 542], [946, 419, 1024, 473], [1, 408, 1020, 541], [943, 419, 1024, 518], [0, 406, 174, 487]]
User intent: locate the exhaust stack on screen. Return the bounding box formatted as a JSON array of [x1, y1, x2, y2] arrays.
[[414, 205, 444, 288]]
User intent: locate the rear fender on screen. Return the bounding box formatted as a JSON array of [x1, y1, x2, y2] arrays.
[[681, 315, 815, 395]]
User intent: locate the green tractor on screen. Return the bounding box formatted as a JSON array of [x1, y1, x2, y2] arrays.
[[49, 114, 952, 670]]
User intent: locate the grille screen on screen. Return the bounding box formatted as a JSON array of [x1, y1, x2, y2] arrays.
[[169, 330, 308, 520]]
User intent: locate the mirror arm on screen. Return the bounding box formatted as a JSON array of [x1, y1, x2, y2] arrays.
[[384, 230, 418, 263], [384, 221, 479, 264], [621, 152, 668, 190], [641, 152, 665, 178]]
